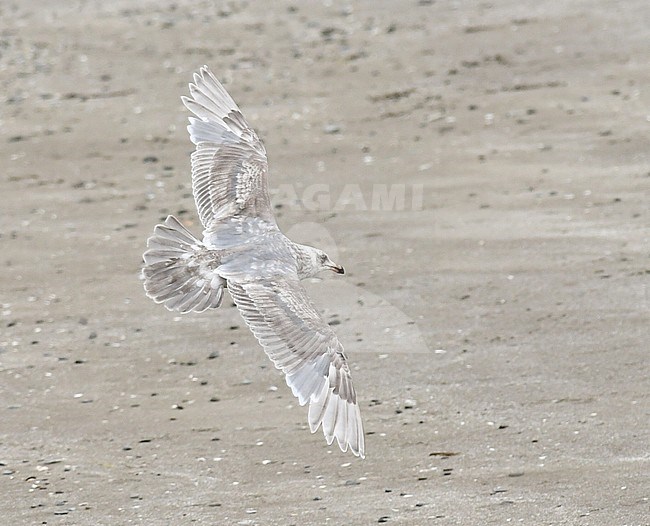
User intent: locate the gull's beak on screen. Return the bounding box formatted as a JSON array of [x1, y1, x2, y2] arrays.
[[331, 264, 345, 275]]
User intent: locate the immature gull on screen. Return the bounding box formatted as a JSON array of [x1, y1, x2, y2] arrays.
[[142, 66, 364, 458]]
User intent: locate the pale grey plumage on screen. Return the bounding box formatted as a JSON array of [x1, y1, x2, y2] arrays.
[[181, 69, 274, 228], [142, 66, 364, 458]]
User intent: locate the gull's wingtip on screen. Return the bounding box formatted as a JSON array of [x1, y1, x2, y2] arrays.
[[189, 65, 214, 89], [307, 385, 365, 458], [197, 64, 219, 84]]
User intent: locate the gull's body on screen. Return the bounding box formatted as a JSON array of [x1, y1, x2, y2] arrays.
[[142, 66, 364, 458]]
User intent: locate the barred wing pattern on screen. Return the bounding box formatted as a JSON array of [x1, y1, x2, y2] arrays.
[[227, 279, 365, 458], [181, 66, 275, 228]]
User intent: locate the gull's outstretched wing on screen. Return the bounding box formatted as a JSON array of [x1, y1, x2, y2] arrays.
[[227, 278, 365, 458], [181, 66, 275, 229]]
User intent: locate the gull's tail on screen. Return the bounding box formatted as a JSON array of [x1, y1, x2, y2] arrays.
[[142, 215, 225, 313]]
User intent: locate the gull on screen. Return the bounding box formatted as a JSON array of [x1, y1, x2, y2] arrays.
[[142, 66, 364, 458]]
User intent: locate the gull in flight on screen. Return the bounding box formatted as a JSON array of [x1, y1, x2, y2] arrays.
[[142, 66, 364, 458]]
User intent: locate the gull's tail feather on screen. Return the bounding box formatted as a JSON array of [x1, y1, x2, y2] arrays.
[[142, 215, 225, 314]]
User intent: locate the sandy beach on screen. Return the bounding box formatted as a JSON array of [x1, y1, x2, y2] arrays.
[[1, 1, 648, 524]]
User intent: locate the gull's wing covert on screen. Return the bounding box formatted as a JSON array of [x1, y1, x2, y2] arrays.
[[181, 66, 275, 229], [226, 278, 365, 458]]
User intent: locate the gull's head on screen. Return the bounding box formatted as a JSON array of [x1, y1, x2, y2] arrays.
[[296, 244, 345, 278]]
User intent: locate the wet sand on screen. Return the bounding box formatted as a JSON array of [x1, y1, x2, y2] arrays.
[[1, 1, 648, 524]]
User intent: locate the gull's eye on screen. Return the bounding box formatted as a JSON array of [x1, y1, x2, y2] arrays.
[[321, 254, 328, 263]]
